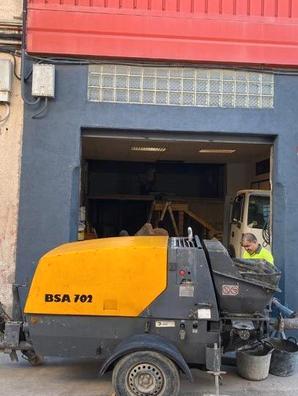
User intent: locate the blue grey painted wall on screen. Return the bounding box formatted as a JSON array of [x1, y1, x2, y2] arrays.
[[17, 64, 298, 312]]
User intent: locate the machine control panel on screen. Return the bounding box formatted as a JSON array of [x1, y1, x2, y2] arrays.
[[176, 265, 192, 284]]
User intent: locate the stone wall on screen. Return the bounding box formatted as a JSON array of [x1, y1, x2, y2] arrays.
[[0, 0, 23, 314]]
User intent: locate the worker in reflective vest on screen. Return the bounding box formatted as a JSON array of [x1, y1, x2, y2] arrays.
[[241, 232, 274, 265]]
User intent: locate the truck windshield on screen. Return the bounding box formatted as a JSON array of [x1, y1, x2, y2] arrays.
[[247, 195, 270, 229]]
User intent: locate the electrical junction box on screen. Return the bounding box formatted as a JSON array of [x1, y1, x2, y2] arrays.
[[0, 59, 12, 103], [32, 64, 55, 98]]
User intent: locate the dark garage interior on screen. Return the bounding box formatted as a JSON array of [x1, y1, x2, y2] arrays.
[[80, 132, 272, 244]]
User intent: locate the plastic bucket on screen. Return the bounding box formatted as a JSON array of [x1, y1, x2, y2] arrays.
[[268, 338, 298, 377], [236, 345, 273, 381]]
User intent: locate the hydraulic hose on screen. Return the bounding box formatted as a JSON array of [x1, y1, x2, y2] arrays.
[[272, 297, 296, 318]]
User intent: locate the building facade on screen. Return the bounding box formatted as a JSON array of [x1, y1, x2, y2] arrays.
[[3, 0, 298, 313], [0, 0, 22, 313]]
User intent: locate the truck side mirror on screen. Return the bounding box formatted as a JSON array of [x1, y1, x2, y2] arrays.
[[232, 218, 241, 228]]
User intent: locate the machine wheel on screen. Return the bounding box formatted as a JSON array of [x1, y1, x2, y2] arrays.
[[112, 351, 180, 396]]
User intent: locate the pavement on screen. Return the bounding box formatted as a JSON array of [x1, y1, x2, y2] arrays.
[[0, 353, 298, 396]]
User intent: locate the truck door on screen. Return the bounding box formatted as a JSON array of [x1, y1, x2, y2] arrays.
[[229, 193, 245, 257], [247, 193, 271, 252]]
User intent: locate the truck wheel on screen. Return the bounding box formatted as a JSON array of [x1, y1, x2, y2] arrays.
[[112, 351, 180, 396]]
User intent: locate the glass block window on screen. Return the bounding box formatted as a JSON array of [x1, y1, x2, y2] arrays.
[[88, 65, 274, 109]]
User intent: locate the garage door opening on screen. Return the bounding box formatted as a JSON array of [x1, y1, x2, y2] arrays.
[[80, 130, 273, 254]]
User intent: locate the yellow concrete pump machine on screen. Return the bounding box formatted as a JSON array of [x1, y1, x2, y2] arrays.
[[0, 233, 297, 396]]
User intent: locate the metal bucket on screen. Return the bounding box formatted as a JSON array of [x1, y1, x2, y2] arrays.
[[268, 338, 298, 377], [236, 345, 273, 381]]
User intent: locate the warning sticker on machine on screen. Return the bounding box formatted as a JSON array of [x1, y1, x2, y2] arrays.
[[197, 308, 211, 319], [179, 284, 194, 297], [222, 284, 239, 296], [155, 321, 176, 328]]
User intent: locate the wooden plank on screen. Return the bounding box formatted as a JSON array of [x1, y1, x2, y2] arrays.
[[168, 206, 179, 236], [185, 208, 218, 234], [178, 210, 184, 236], [160, 201, 170, 221], [153, 202, 188, 211], [147, 199, 156, 222]]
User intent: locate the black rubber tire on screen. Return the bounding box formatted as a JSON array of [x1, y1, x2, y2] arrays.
[[112, 351, 180, 396]]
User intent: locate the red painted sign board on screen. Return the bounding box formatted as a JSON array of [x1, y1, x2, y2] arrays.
[[27, 0, 298, 66]]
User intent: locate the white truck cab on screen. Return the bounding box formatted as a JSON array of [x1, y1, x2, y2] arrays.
[[228, 189, 271, 258]]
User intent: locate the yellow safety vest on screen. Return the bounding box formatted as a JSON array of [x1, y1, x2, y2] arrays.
[[242, 245, 274, 265]]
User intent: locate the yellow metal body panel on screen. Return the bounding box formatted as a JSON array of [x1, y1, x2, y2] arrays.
[[24, 236, 168, 317]]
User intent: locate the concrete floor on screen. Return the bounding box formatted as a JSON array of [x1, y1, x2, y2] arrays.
[[0, 354, 298, 396]]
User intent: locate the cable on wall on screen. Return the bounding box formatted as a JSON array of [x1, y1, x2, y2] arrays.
[[26, 52, 298, 77], [32, 97, 48, 119], [0, 103, 10, 124]]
